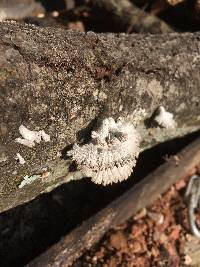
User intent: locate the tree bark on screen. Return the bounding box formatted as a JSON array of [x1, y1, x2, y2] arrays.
[[0, 21, 200, 213]]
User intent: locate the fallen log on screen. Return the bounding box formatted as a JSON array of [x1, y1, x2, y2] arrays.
[[26, 136, 200, 267], [91, 0, 173, 33], [0, 0, 44, 21], [0, 21, 200, 213]]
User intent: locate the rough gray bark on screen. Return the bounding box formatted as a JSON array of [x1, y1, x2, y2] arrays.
[[0, 21, 200, 213]]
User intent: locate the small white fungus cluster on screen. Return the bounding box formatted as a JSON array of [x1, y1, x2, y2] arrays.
[[67, 117, 140, 186], [154, 106, 176, 129], [15, 125, 50, 147], [18, 174, 40, 188], [15, 153, 26, 165]]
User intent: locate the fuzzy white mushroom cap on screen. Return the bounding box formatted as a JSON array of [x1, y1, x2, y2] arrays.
[[67, 118, 140, 186], [154, 106, 176, 129], [15, 125, 50, 147]]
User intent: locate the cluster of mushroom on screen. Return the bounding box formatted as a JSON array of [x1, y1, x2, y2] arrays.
[[68, 106, 176, 185]]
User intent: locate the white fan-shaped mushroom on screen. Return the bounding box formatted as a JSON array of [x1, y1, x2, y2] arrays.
[[67, 117, 140, 185], [154, 106, 176, 129]]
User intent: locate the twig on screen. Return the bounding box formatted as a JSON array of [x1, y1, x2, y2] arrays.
[[91, 0, 173, 33]]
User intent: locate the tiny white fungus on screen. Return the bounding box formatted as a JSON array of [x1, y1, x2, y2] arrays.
[[153, 106, 176, 129], [18, 174, 40, 188], [67, 117, 140, 186], [15, 138, 35, 148], [15, 153, 26, 165], [40, 130, 51, 142], [15, 125, 50, 147], [19, 125, 41, 143]]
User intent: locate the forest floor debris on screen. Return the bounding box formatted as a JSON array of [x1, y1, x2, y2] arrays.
[[74, 175, 200, 267]]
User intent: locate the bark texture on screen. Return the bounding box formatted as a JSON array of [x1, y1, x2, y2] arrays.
[[0, 21, 200, 213]]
